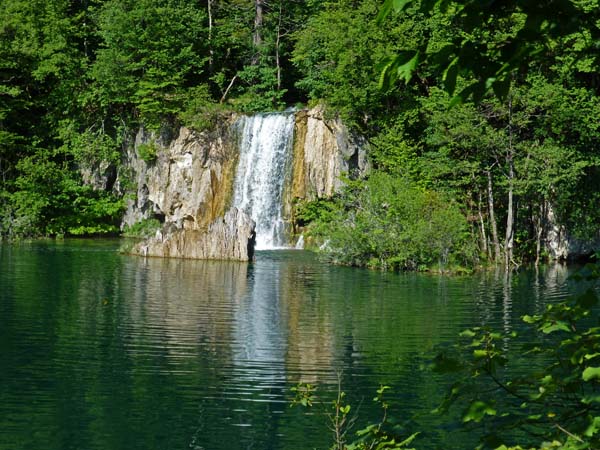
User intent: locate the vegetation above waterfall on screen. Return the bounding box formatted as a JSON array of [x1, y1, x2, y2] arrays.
[[1, 0, 600, 268]]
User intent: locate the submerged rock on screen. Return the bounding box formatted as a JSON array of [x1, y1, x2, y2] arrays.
[[130, 207, 256, 261]]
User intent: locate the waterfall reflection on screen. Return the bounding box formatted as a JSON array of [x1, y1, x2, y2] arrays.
[[232, 263, 287, 385], [230, 251, 337, 390]]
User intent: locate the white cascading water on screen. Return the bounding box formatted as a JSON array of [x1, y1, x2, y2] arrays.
[[232, 112, 295, 250]]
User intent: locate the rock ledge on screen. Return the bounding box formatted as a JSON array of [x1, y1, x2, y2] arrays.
[[130, 208, 256, 261]]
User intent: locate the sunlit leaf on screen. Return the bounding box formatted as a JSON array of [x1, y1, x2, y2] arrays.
[[393, 0, 414, 11], [396, 431, 420, 447], [463, 401, 497, 423], [582, 366, 600, 381], [473, 349, 488, 359], [584, 416, 600, 437], [522, 315, 539, 324], [396, 52, 420, 84], [541, 321, 571, 334], [459, 329, 476, 338]]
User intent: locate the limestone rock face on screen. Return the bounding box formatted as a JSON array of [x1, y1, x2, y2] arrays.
[[120, 123, 238, 231], [130, 207, 256, 261], [80, 159, 116, 191], [119, 119, 258, 261], [291, 105, 369, 202], [118, 106, 368, 258], [545, 204, 600, 260]]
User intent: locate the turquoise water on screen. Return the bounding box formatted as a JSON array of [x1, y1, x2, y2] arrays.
[[0, 240, 576, 449]]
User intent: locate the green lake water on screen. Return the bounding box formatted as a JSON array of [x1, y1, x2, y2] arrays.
[[0, 239, 577, 449]]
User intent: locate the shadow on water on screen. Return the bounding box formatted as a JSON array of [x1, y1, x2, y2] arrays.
[[0, 241, 577, 450]]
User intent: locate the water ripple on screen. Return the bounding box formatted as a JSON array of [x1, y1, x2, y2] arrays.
[[0, 241, 581, 450]]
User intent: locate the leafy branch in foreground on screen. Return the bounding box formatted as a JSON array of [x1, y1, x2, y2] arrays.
[[292, 378, 418, 450], [432, 261, 600, 449], [377, 0, 600, 104]]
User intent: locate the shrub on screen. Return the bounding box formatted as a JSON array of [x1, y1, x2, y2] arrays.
[[122, 218, 162, 238], [306, 172, 476, 271], [137, 141, 159, 163]]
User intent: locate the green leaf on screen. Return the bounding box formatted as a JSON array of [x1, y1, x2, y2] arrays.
[[393, 0, 414, 12], [443, 58, 459, 96], [582, 395, 600, 404], [522, 315, 538, 324], [582, 367, 600, 381], [463, 401, 497, 423], [473, 349, 488, 359], [448, 94, 464, 109], [355, 424, 377, 437], [377, 57, 400, 90], [584, 416, 600, 437], [541, 321, 571, 334], [395, 432, 420, 447], [376, 0, 394, 25], [379, 52, 420, 89], [459, 329, 476, 338], [396, 52, 420, 84]]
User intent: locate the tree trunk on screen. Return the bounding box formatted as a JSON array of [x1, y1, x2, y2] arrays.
[[487, 170, 501, 262], [220, 75, 238, 103], [252, 0, 264, 65], [208, 0, 214, 71], [505, 159, 515, 268], [504, 95, 515, 269], [534, 201, 546, 266], [275, 1, 283, 91], [477, 189, 488, 258]]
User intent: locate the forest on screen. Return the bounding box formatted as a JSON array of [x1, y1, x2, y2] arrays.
[[1, 0, 600, 270]]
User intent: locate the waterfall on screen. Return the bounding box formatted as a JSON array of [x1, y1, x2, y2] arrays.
[[232, 112, 295, 250]]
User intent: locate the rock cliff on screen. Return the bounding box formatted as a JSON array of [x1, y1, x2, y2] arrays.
[[545, 204, 600, 260], [120, 118, 258, 260], [130, 207, 256, 261], [119, 106, 368, 260], [290, 106, 368, 201], [120, 123, 238, 230]]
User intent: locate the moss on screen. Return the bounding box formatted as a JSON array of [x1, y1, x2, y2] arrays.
[[121, 218, 161, 238], [137, 142, 159, 163]]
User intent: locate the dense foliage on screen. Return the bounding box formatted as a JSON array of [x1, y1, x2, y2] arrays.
[[294, 0, 600, 269], [1, 0, 599, 269], [303, 173, 473, 271]]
